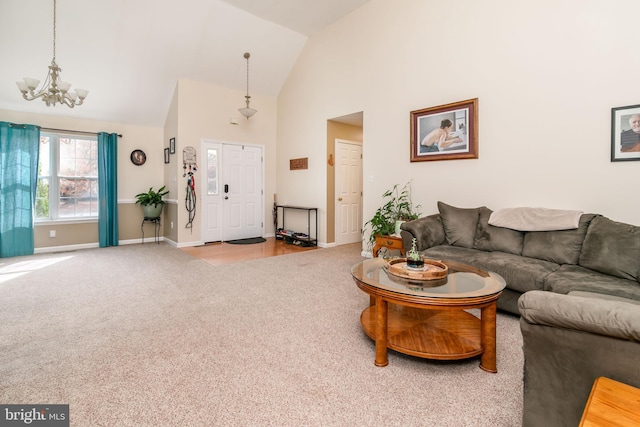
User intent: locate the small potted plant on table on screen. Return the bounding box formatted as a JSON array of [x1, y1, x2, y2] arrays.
[[406, 237, 425, 269]]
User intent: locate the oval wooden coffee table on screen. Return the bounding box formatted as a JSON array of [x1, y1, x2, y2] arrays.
[[351, 258, 506, 372]]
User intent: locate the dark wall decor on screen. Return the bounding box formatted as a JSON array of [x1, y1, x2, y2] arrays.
[[290, 157, 308, 170], [611, 103, 640, 162], [130, 149, 146, 166]]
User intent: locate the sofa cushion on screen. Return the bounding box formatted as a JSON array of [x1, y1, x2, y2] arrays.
[[521, 214, 596, 265], [421, 245, 559, 294], [437, 201, 482, 249], [579, 216, 640, 281], [545, 264, 640, 300], [474, 207, 524, 255]]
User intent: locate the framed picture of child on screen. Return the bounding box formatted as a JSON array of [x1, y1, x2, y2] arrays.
[[410, 98, 478, 162]]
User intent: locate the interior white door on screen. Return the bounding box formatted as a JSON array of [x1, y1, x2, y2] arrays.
[[335, 139, 363, 245], [202, 142, 223, 243], [222, 144, 263, 241]]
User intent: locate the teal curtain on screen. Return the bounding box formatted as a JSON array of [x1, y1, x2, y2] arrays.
[[0, 122, 40, 257], [98, 132, 119, 247]]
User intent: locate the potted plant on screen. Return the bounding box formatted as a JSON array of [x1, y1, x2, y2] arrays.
[[406, 237, 425, 269], [135, 186, 169, 219], [363, 181, 421, 249]]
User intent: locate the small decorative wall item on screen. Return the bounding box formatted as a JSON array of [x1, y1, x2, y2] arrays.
[[290, 157, 308, 170], [130, 149, 146, 166], [169, 137, 176, 154], [164, 148, 170, 164], [410, 98, 478, 162], [611, 103, 640, 162]]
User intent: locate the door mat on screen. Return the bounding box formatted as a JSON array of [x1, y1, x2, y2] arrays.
[[226, 237, 267, 245]]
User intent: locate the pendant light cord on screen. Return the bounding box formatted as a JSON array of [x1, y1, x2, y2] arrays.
[[244, 52, 251, 97], [52, 0, 57, 62]]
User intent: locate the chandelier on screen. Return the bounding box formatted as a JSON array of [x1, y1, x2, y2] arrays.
[[16, 0, 88, 108], [238, 52, 257, 119]]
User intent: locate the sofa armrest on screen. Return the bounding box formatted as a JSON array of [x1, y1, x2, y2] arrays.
[[399, 213, 445, 251], [519, 290, 640, 427], [519, 290, 640, 342]]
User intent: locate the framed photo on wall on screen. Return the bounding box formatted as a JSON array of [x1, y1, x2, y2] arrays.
[[410, 98, 478, 162], [164, 147, 170, 164], [611, 103, 640, 162], [169, 137, 176, 154]]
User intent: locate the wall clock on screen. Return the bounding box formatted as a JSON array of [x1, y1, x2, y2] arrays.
[[130, 149, 146, 166]]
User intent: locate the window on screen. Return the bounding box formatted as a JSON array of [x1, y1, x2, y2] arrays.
[[36, 132, 99, 220]]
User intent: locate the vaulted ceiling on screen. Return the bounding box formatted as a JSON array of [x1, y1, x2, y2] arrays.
[[0, 0, 369, 127]]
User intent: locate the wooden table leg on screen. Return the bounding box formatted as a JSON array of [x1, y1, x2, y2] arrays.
[[375, 297, 389, 367], [479, 302, 497, 373]]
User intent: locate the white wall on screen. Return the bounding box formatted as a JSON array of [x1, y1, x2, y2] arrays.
[[277, 0, 640, 245], [172, 79, 278, 244]]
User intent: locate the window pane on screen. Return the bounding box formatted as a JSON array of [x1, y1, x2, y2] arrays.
[[207, 148, 218, 195], [35, 178, 49, 219], [59, 178, 98, 218], [38, 136, 50, 176], [59, 138, 97, 177]]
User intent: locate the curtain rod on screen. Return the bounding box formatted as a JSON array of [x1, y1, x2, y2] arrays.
[[41, 127, 123, 138]]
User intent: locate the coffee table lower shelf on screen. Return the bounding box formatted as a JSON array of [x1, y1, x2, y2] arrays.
[[360, 304, 483, 361]]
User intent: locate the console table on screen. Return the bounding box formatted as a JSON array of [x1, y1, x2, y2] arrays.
[[275, 205, 318, 247]]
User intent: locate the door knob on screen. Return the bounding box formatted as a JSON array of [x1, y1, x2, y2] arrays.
[[338, 197, 343, 201]]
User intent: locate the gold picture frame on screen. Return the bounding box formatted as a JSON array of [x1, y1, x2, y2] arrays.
[[410, 98, 478, 162]]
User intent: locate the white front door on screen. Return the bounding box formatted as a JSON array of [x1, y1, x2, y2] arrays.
[[203, 142, 223, 243], [335, 139, 363, 245], [221, 144, 263, 241], [201, 141, 264, 243]]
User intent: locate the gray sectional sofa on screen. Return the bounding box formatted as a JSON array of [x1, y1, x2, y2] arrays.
[[399, 201, 640, 314], [400, 201, 640, 426]]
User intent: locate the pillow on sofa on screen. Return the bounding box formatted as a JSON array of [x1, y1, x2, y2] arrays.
[[522, 214, 597, 265], [473, 207, 524, 255], [438, 201, 482, 249], [579, 216, 640, 281]]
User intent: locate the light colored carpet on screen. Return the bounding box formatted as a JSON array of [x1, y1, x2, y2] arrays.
[[0, 243, 523, 426]]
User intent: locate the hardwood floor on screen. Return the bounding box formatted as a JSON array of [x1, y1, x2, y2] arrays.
[[180, 237, 318, 265]]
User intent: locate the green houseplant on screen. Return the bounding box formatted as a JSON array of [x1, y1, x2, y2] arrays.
[[135, 186, 169, 219], [406, 237, 424, 269], [363, 181, 421, 249]]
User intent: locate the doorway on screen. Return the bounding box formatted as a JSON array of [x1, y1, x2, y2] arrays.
[[201, 140, 264, 243], [327, 112, 363, 245]]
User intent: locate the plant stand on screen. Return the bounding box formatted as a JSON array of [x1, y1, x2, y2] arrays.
[[141, 217, 161, 244]]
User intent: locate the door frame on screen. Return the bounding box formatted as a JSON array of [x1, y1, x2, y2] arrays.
[[200, 138, 265, 244], [334, 138, 363, 246]]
